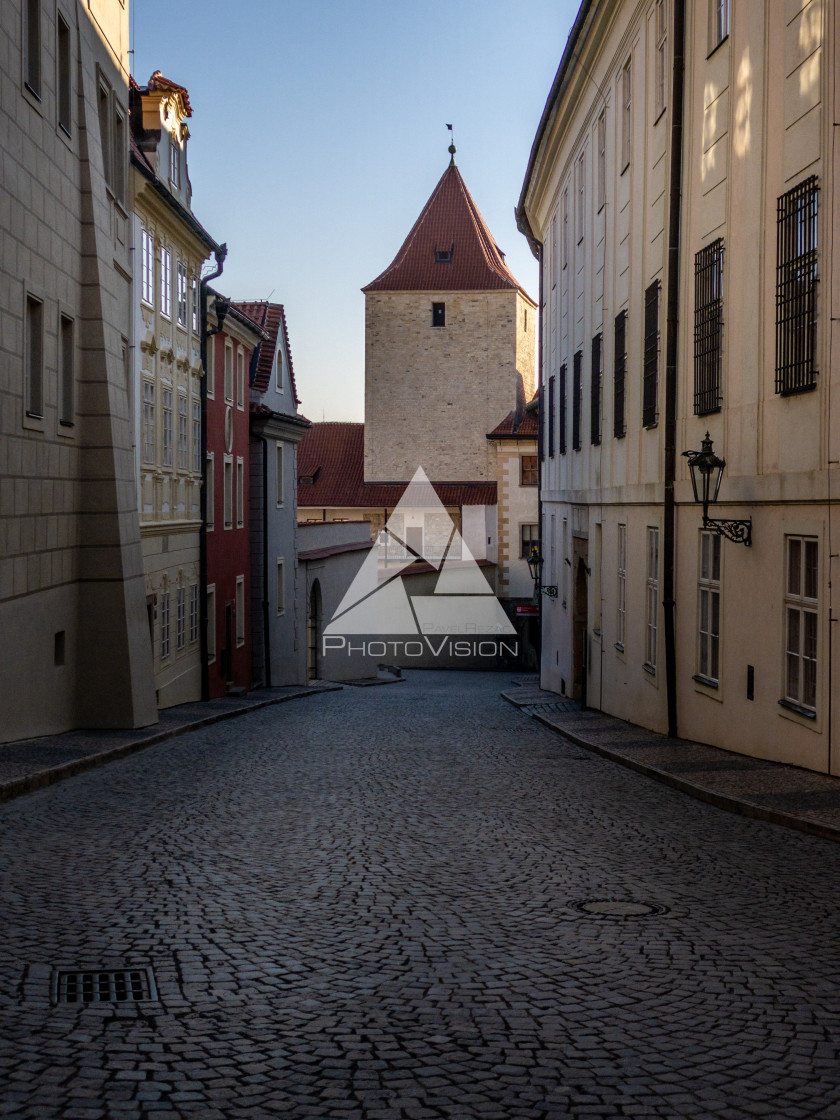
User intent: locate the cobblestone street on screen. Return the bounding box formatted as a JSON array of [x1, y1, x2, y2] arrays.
[[2, 671, 839, 1119]]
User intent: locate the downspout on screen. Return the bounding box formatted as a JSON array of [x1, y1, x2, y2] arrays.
[[663, 0, 686, 738], [258, 432, 272, 688], [199, 244, 227, 701], [535, 244, 545, 670]]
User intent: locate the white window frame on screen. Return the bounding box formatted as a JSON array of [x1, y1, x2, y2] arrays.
[[236, 456, 244, 528], [224, 341, 233, 403], [176, 260, 188, 326], [709, 0, 729, 52], [177, 391, 188, 470], [206, 451, 215, 531], [236, 347, 245, 409], [169, 133, 180, 189], [141, 228, 154, 305], [235, 575, 245, 646], [621, 58, 632, 171], [223, 455, 233, 529], [160, 246, 172, 318], [616, 523, 626, 651], [189, 582, 199, 645], [696, 530, 721, 684], [190, 276, 199, 334], [192, 398, 201, 474], [142, 380, 155, 464], [160, 588, 170, 660], [275, 441, 284, 507], [176, 585, 186, 651], [784, 536, 818, 713], [162, 385, 173, 467], [645, 526, 659, 672]]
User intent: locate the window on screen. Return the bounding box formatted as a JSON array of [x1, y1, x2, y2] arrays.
[[112, 109, 125, 203], [162, 387, 172, 466], [562, 188, 569, 268], [784, 536, 818, 713], [643, 280, 660, 427], [206, 337, 215, 398], [709, 0, 729, 51], [235, 576, 245, 645], [275, 345, 284, 393], [25, 294, 44, 418], [236, 457, 244, 528], [224, 343, 233, 402], [177, 393, 187, 469], [597, 110, 606, 212], [24, 0, 41, 96], [223, 458, 233, 529], [616, 523, 627, 650], [191, 276, 199, 334], [694, 239, 724, 414], [434, 246, 452, 263], [177, 261, 188, 326], [621, 59, 632, 170], [160, 247, 172, 317], [576, 151, 585, 243], [521, 455, 538, 486], [276, 559, 285, 614], [192, 399, 201, 473], [550, 214, 558, 289], [432, 302, 445, 327], [645, 527, 659, 671], [59, 313, 74, 426], [142, 381, 155, 463], [590, 333, 602, 446], [655, 0, 667, 118], [160, 590, 170, 660], [572, 350, 582, 451], [275, 442, 284, 505], [98, 81, 111, 187], [57, 15, 71, 133], [169, 135, 180, 189], [206, 452, 215, 530], [696, 531, 721, 684], [176, 586, 186, 651], [236, 348, 245, 408], [547, 375, 555, 458], [206, 584, 216, 661], [776, 177, 819, 395], [520, 524, 539, 560], [189, 583, 199, 645], [614, 310, 627, 438], [141, 229, 154, 305], [558, 363, 567, 455]]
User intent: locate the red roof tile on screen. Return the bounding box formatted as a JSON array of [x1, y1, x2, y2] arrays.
[[145, 71, 192, 116], [487, 409, 539, 438], [297, 423, 497, 509], [363, 162, 534, 302], [232, 301, 300, 405]]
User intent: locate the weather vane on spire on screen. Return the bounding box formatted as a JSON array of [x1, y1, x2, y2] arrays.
[[446, 123, 456, 166]]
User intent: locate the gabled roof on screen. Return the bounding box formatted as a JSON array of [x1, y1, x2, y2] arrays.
[[487, 409, 539, 439], [232, 301, 300, 405], [297, 423, 497, 509], [363, 161, 534, 302]]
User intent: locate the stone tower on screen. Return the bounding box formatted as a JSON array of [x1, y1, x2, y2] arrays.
[[363, 153, 536, 483]]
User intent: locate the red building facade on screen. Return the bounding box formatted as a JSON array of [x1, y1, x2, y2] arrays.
[[204, 294, 266, 696]]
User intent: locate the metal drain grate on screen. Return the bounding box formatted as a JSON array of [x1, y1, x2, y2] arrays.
[[570, 899, 669, 918], [55, 967, 157, 1004]]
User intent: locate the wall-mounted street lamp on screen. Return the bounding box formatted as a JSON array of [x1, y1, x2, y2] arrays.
[[527, 544, 558, 598], [682, 433, 752, 546]]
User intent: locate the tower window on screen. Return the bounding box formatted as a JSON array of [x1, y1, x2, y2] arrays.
[[432, 302, 445, 327], [434, 246, 453, 263]]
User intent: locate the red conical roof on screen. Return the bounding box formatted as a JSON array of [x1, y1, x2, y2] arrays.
[[363, 162, 531, 297]]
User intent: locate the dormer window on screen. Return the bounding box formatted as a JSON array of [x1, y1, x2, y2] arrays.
[[169, 135, 180, 189], [275, 346, 284, 394], [434, 244, 454, 264]]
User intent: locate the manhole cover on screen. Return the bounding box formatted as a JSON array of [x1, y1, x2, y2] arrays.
[[54, 967, 157, 1004], [570, 899, 668, 917]]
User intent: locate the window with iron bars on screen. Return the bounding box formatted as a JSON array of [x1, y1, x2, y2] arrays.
[[614, 310, 627, 438], [775, 176, 818, 395], [694, 239, 724, 415], [572, 350, 582, 451], [559, 363, 567, 455], [643, 280, 660, 427], [590, 333, 602, 446]]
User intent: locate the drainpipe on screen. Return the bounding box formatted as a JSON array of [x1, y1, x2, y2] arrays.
[[663, 0, 686, 738], [199, 244, 227, 701], [257, 432, 272, 688], [534, 244, 545, 672]]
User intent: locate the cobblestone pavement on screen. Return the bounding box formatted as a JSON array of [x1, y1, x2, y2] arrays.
[[2, 671, 840, 1120]]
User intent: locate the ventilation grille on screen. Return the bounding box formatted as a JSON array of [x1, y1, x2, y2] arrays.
[[55, 968, 156, 1004]]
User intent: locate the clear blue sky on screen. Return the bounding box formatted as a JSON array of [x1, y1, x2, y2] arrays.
[[132, 0, 579, 421]]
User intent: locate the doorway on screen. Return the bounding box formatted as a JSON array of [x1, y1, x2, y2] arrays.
[[572, 549, 589, 706], [308, 581, 321, 680]]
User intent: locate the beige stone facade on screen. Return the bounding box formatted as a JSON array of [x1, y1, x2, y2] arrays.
[[0, 0, 156, 742], [364, 289, 535, 483], [492, 441, 539, 601], [131, 76, 217, 709], [519, 0, 839, 772]]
